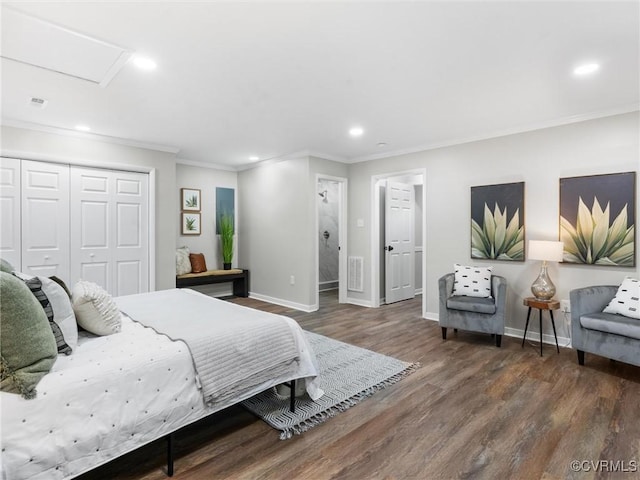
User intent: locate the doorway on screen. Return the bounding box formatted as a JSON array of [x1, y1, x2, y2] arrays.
[[316, 175, 347, 309], [371, 169, 426, 315]]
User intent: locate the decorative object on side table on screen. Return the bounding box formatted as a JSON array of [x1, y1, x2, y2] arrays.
[[528, 240, 563, 301], [219, 213, 234, 270]]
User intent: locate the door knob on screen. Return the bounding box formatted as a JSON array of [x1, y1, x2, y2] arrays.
[[384, 245, 394, 251]]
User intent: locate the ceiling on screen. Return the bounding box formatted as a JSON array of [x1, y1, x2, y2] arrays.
[[1, 1, 638, 170]]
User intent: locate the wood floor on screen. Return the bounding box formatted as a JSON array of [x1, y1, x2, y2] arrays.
[[78, 291, 640, 480]]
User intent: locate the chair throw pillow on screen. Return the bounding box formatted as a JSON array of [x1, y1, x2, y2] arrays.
[[603, 277, 639, 319], [72, 280, 122, 336], [189, 253, 207, 273], [0, 272, 57, 399], [176, 246, 191, 275], [452, 263, 493, 298]]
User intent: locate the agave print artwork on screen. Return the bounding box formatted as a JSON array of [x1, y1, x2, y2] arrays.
[[471, 182, 525, 261], [181, 188, 201, 211], [560, 172, 636, 266]]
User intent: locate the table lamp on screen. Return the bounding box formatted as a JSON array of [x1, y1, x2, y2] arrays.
[[528, 240, 564, 301]]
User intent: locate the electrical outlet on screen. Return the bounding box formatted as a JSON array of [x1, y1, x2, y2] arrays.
[[560, 299, 570, 313], [290, 275, 295, 285]]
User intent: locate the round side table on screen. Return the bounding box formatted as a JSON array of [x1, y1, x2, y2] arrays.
[[521, 297, 560, 356]]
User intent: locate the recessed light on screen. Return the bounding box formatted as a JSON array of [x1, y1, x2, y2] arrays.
[[132, 55, 157, 71], [75, 125, 91, 132], [349, 127, 364, 137], [377, 142, 387, 147], [573, 63, 600, 76], [249, 156, 259, 161]]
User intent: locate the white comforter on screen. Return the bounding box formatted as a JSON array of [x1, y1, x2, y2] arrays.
[[0, 289, 320, 480]]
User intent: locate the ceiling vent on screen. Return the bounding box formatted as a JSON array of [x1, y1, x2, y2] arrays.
[[27, 97, 48, 109]]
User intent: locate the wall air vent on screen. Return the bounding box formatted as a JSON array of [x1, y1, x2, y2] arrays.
[[28, 97, 48, 109], [348, 256, 364, 292]]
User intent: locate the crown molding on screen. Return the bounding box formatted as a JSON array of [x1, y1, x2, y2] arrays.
[[349, 103, 640, 164], [176, 158, 237, 172], [1, 119, 180, 154]]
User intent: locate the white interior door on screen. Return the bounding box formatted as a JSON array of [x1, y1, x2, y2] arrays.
[[384, 181, 415, 304], [0, 158, 22, 268], [21, 160, 70, 279], [71, 167, 148, 296]]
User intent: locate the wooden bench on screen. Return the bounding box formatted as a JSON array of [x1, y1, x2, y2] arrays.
[[176, 269, 249, 297]]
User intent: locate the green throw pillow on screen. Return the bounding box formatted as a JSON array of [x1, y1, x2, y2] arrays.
[[0, 258, 13, 273], [0, 272, 57, 399]]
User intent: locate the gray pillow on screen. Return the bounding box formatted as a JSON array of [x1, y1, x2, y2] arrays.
[[0, 272, 57, 399]]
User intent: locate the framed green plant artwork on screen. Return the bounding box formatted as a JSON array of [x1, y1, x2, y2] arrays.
[[181, 188, 201, 211], [560, 172, 635, 266], [471, 181, 525, 261], [181, 212, 201, 235]]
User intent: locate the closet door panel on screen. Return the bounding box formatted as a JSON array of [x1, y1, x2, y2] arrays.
[[21, 160, 70, 279], [71, 167, 148, 295], [70, 167, 112, 291], [0, 158, 21, 268], [113, 171, 148, 296]]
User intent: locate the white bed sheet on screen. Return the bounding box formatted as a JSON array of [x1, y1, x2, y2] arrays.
[[0, 291, 320, 480]]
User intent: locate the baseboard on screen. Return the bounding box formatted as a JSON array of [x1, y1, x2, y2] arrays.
[[248, 292, 317, 313], [415, 288, 423, 296], [345, 296, 374, 308], [421, 314, 571, 347], [505, 327, 571, 349]]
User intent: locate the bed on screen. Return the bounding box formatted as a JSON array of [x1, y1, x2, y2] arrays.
[[0, 288, 321, 480]]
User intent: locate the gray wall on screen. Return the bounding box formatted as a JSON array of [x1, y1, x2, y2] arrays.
[[347, 112, 639, 335], [176, 163, 237, 269], [1, 125, 178, 291], [239, 155, 347, 310]]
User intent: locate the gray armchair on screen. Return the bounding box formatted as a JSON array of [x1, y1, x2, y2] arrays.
[[570, 286, 640, 367], [438, 273, 507, 347]]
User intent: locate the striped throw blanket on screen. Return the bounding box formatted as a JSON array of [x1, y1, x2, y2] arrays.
[[115, 289, 301, 406]]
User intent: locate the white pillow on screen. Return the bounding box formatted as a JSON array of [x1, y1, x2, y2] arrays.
[[452, 263, 493, 298], [176, 246, 191, 275], [72, 280, 121, 336], [39, 276, 78, 353], [603, 277, 639, 319]]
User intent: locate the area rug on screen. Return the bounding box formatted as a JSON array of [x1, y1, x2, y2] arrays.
[[242, 331, 419, 439]]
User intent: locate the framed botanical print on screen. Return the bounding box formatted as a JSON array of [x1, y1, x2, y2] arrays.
[[560, 172, 635, 266], [470, 181, 525, 261], [181, 212, 201, 235], [181, 188, 201, 211]]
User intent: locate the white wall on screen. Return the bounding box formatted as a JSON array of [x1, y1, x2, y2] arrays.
[[0, 126, 178, 291], [347, 112, 639, 337]]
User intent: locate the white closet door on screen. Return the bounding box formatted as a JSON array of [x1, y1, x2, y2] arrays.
[[21, 160, 70, 279], [0, 158, 22, 268], [113, 170, 148, 296], [70, 167, 112, 289], [71, 167, 148, 295]]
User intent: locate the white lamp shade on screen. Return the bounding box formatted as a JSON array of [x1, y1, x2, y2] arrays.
[[528, 240, 564, 262]]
